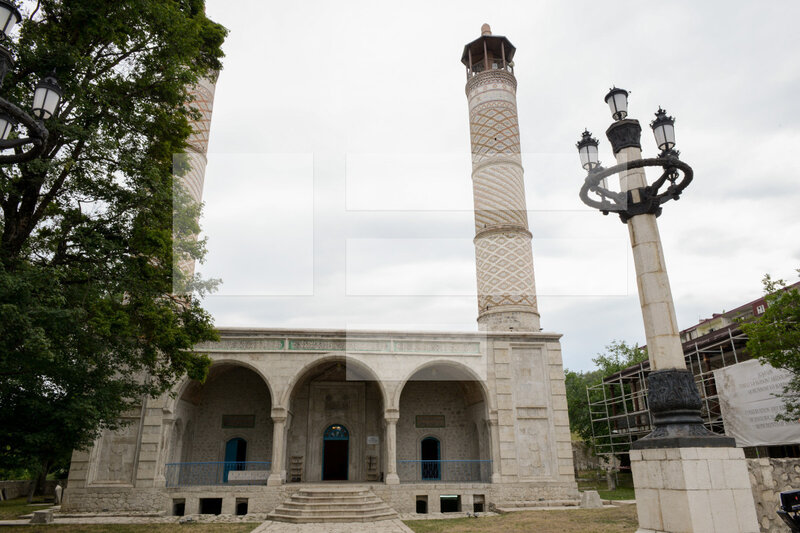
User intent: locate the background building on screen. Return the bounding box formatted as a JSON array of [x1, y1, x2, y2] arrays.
[[588, 282, 800, 462]]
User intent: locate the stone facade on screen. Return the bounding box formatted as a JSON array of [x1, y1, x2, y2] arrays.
[[747, 458, 800, 533], [64, 329, 578, 513]]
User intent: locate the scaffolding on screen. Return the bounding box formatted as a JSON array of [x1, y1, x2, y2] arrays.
[[588, 325, 750, 457]]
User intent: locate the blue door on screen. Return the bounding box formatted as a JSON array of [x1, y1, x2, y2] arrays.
[[421, 437, 441, 480], [224, 438, 247, 482]]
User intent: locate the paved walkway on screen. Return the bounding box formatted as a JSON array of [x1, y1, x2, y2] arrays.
[[253, 520, 414, 533], [0, 517, 415, 532]]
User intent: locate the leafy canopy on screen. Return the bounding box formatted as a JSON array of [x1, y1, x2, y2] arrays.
[[0, 0, 226, 474], [741, 271, 800, 422], [565, 340, 648, 445]]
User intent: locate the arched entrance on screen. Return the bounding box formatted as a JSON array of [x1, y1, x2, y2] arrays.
[[167, 363, 273, 486], [322, 424, 349, 481], [285, 358, 384, 482], [397, 362, 492, 482]]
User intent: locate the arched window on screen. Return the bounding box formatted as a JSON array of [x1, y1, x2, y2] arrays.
[[223, 438, 247, 482]]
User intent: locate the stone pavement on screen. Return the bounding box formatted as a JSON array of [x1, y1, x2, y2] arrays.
[[253, 519, 414, 533], [0, 516, 415, 532]]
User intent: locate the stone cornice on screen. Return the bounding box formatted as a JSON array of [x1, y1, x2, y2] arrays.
[[193, 327, 562, 353], [465, 69, 517, 95]]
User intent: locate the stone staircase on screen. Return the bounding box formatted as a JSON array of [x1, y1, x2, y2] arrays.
[[268, 485, 398, 523]]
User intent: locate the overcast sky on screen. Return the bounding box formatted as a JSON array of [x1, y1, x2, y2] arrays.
[[197, 0, 800, 372]]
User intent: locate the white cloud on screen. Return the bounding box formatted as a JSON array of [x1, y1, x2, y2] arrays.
[[200, 0, 800, 371]]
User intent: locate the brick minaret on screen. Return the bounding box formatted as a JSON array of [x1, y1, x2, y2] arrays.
[[462, 25, 540, 332], [177, 75, 217, 278]]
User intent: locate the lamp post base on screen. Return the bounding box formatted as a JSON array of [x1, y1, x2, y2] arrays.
[[631, 446, 759, 533], [632, 368, 735, 450]]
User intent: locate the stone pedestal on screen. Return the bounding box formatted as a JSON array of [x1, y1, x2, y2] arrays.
[[30, 510, 54, 524], [631, 447, 759, 533]]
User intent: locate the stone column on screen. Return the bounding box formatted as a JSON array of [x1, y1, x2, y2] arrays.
[[606, 120, 759, 533], [486, 418, 502, 483], [268, 408, 287, 486], [614, 138, 684, 371], [384, 410, 400, 485]]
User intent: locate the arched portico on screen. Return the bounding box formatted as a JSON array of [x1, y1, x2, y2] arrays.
[[283, 356, 385, 483], [395, 361, 493, 483], [165, 362, 274, 486]]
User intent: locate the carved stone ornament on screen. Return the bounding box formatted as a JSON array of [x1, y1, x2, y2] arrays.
[[632, 369, 735, 449], [605, 119, 642, 154]]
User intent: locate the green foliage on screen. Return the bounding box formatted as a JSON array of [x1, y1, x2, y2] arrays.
[[592, 340, 648, 376], [741, 271, 800, 422], [0, 0, 226, 477], [565, 368, 603, 443], [565, 341, 648, 446]]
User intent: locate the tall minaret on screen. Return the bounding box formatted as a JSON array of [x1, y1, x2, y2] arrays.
[[177, 75, 217, 279], [462, 25, 540, 332]]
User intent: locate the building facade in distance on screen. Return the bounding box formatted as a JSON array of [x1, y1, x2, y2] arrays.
[[588, 283, 800, 461]]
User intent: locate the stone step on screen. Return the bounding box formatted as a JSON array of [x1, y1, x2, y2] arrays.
[[267, 511, 397, 523], [275, 505, 393, 517], [269, 486, 398, 523], [296, 489, 372, 497], [292, 493, 375, 503], [281, 500, 386, 510]]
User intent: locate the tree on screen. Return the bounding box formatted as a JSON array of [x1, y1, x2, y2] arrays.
[[741, 271, 800, 422], [565, 368, 603, 444], [0, 0, 226, 491], [565, 340, 648, 446]]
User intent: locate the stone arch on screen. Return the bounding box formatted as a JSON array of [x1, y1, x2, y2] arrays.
[[167, 358, 275, 414], [396, 359, 492, 482], [280, 355, 387, 409], [283, 355, 386, 482], [393, 359, 492, 411], [168, 361, 274, 469]]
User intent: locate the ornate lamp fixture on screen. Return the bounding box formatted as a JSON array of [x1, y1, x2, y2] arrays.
[[0, 0, 63, 164], [577, 88, 692, 222]]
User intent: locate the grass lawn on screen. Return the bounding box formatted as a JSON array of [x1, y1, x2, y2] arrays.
[[13, 525, 256, 532], [0, 498, 53, 520], [598, 487, 636, 501], [404, 505, 639, 533]]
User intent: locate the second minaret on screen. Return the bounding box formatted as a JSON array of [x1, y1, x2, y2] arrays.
[[462, 25, 540, 332]]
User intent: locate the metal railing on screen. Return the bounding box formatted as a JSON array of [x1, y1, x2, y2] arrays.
[[165, 461, 271, 487], [397, 460, 492, 483]]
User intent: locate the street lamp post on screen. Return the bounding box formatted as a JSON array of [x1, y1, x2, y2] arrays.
[[577, 89, 722, 447], [576, 89, 759, 533], [0, 0, 63, 165]]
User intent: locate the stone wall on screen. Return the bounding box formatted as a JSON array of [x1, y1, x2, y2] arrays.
[[747, 457, 800, 532], [180, 366, 273, 464], [0, 480, 65, 501], [397, 381, 484, 463]]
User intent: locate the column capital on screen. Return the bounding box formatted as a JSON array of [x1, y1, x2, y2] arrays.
[[605, 118, 642, 155], [271, 407, 288, 422], [384, 409, 400, 423]]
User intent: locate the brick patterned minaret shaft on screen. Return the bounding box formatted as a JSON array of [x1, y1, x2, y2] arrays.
[[462, 25, 540, 332], [177, 75, 217, 277]]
